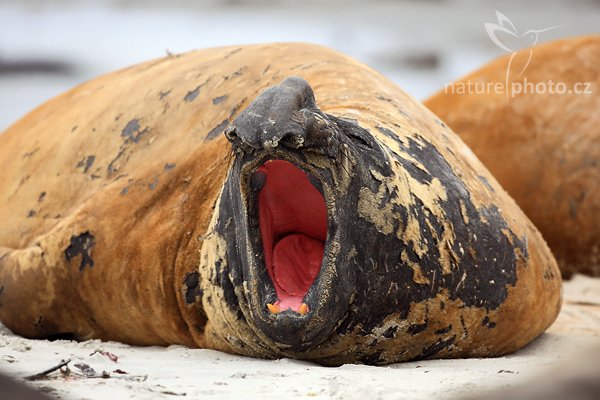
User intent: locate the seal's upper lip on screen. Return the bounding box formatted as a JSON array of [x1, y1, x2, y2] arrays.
[[253, 160, 327, 315]]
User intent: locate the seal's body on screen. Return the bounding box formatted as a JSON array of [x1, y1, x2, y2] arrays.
[[0, 43, 560, 365], [426, 36, 600, 277]]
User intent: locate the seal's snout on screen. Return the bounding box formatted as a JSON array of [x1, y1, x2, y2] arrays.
[[220, 76, 355, 351], [225, 77, 339, 156]]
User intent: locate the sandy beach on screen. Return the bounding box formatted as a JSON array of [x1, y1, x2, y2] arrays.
[[1, 275, 598, 400]]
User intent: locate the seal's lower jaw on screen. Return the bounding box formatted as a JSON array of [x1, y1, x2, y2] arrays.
[[256, 160, 327, 315]]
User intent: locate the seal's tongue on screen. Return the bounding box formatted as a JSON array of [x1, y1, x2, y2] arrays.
[[257, 160, 327, 315]]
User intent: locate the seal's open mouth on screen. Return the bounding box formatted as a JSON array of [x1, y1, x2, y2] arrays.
[[255, 160, 327, 315]]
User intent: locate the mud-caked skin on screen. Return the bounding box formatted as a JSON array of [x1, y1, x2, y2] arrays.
[[426, 36, 600, 277], [0, 43, 561, 366], [200, 76, 560, 365]]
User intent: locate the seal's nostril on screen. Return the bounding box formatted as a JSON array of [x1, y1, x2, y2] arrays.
[[225, 124, 256, 153], [224, 124, 238, 143], [280, 132, 305, 149]]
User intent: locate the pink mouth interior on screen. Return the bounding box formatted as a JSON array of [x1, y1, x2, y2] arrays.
[[257, 160, 327, 313]]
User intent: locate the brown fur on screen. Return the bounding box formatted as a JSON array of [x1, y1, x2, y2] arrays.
[[0, 43, 561, 364], [425, 36, 600, 276]]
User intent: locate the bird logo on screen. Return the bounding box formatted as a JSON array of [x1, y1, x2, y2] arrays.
[[485, 11, 559, 98]]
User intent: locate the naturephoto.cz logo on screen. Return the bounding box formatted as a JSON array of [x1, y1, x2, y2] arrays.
[[445, 11, 593, 99]]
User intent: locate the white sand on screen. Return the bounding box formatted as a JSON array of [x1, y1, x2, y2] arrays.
[[1, 275, 599, 400]]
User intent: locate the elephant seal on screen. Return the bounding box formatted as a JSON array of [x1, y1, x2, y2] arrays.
[[426, 36, 600, 277], [0, 43, 560, 365]]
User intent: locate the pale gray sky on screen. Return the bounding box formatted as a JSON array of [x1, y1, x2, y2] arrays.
[[1, 0, 599, 131]]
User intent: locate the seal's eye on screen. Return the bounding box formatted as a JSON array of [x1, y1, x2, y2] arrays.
[[255, 160, 327, 315]]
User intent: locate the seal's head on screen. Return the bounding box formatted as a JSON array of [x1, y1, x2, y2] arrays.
[[202, 77, 391, 355], [200, 76, 532, 365]]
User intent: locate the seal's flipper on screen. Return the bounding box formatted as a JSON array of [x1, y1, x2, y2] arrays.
[[0, 233, 89, 339]]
